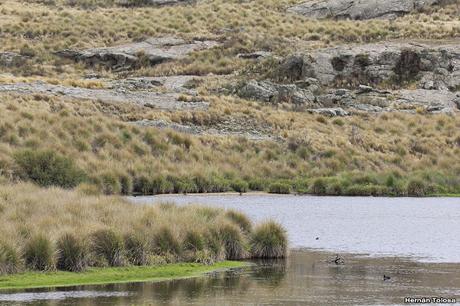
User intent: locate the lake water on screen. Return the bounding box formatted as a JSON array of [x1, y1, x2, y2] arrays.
[[1, 195, 459, 305], [132, 194, 460, 263]]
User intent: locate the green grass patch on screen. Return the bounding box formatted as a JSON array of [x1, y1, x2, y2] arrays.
[[0, 261, 247, 290]]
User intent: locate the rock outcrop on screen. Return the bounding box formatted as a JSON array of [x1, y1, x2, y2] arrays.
[[287, 0, 457, 20], [238, 80, 315, 106], [276, 41, 460, 91], [237, 80, 459, 113], [55, 37, 219, 71], [0, 82, 208, 110]]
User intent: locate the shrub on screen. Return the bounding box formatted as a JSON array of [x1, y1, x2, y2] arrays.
[[225, 210, 252, 234], [90, 229, 125, 267], [218, 222, 248, 260], [268, 182, 291, 194], [231, 180, 249, 193], [14, 150, 84, 188], [152, 227, 181, 257], [248, 178, 266, 191], [120, 174, 133, 195], [0, 242, 21, 275], [309, 178, 327, 195], [56, 233, 88, 272], [99, 172, 122, 195], [345, 184, 389, 196], [124, 233, 149, 266], [407, 179, 428, 197], [250, 221, 287, 259], [24, 235, 55, 271]]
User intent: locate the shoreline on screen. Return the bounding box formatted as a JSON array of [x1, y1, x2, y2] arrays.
[[0, 261, 249, 291], [131, 192, 460, 198]]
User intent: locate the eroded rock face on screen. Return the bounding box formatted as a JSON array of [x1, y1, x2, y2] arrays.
[[55, 37, 219, 71], [287, 0, 456, 20], [277, 42, 460, 91]]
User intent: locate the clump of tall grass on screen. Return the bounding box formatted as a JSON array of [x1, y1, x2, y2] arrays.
[[407, 179, 428, 197], [23, 235, 55, 271], [225, 210, 253, 234], [268, 182, 291, 194], [0, 184, 288, 275], [250, 221, 287, 259], [90, 229, 125, 267], [152, 227, 181, 259], [56, 233, 88, 272], [218, 222, 249, 260], [0, 242, 21, 275], [124, 232, 150, 266]]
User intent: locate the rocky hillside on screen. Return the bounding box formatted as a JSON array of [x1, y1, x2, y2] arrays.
[[0, 0, 459, 195]]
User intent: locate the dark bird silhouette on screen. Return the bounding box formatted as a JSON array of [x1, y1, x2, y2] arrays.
[[333, 254, 345, 265], [315, 237, 319, 240], [383, 274, 391, 281]]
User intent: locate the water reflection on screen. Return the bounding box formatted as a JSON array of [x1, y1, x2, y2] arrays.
[[1, 250, 459, 305]]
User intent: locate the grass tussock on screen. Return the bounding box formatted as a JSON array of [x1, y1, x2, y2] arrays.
[[251, 221, 288, 259], [0, 183, 287, 275]]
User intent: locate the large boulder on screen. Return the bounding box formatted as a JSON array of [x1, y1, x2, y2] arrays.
[[55, 37, 219, 71], [287, 0, 457, 20], [276, 41, 460, 91]]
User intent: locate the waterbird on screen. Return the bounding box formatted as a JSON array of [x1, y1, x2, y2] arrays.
[[383, 275, 391, 281], [332, 254, 344, 265]]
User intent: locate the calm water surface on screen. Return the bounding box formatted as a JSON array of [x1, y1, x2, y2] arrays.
[[1, 195, 459, 305], [132, 194, 460, 263]]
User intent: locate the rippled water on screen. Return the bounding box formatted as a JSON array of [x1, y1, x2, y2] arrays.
[[1, 195, 459, 305], [1, 251, 459, 305], [131, 194, 460, 263]]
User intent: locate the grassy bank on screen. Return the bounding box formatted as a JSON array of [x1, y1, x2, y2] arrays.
[[0, 184, 287, 278], [0, 261, 246, 290], [0, 94, 459, 197]]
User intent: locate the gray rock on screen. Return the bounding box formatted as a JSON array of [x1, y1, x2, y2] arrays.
[[278, 41, 460, 91], [288, 0, 456, 20], [307, 108, 349, 116], [0, 82, 208, 110], [108, 75, 202, 94], [237, 51, 272, 59], [55, 37, 219, 71], [237, 80, 315, 105], [0, 52, 27, 67]]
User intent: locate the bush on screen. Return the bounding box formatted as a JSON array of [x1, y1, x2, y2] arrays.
[[250, 221, 287, 259], [152, 227, 181, 257], [231, 180, 249, 193], [225, 210, 252, 234], [345, 184, 389, 196], [309, 178, 327, 195], [56, 233, 88, 272], [14, 150, 84, 188], [268, 182, 291, 194], [90, 229, 125, 267], [218, 222, 248, 260], [124, 233, 149, 266], [407, 179, 428, 197], [0, 242, 21, 275], [248, 178, 266, 191], [99, 172, 122, 195], [24, 235, 55, 271]]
